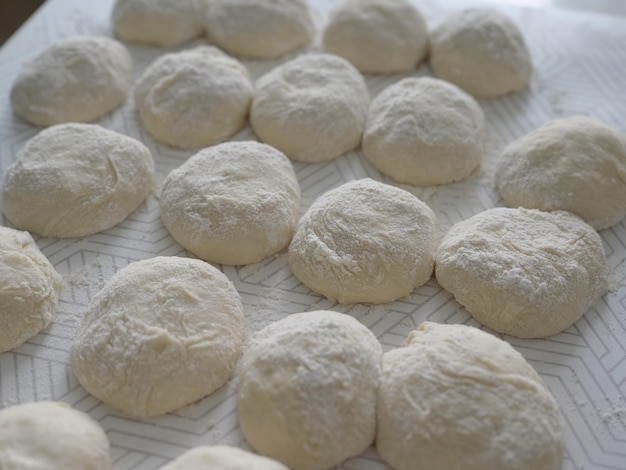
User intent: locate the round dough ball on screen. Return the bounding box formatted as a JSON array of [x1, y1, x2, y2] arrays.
[[250, 53, 369, 162], [435, 207, 608, 338], [362, 77, 484, 186], [496, 115, 626, 230], [161, 446, 288, 470], [429, 9, 532, 98], [2, 123, 154, 238], [160, 141, 300, 266], [322, 0, 428, 74], [0, 227, 63, 353], [135, 46, 253, 149], [237, 310, 382, 470], [10, 36, 133, 126], [71, 256, 244, 418], [377, 322, 563, 470], [0, 401, 111, 469], [204, 0, 315, 59]]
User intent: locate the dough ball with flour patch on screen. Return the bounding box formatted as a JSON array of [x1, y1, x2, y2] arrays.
[[288, 179, 438, 304], [322, 0, 428, 74], [11, 36, 132, 127], [377, 322, 563, 470], [362, 77, 484, 186], [496, 116, 626, 230], [251, 53, 369, 163], [71, 256, 244, 418], [161, 446, 288, 470], [0, 401, 111, 469], [160, 141, 300, 266], [135, 46, 253, 149], [237, 310, 382, 470], [0, 227, 63, 353], [435, 208, 608, 338], [2, 123, 154, 238], [430, 9, 532, 98]]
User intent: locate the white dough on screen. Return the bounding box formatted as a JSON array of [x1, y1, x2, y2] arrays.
[[322, 0, 428, 74], [0, 401, 112, 470], [289, 179, 438, 304], [204, 0, 315, 59], [161, 446, 288, 470], [429, 9, 532, 98], [135, 46, 253, 149], [237, 311, 382, 470], [435, 208, 608, 338], [11, 36, 133, 126], [362, 77, 485, 186], [2, 123, 154, 238], [0, 227, 63, 353], [71, 256, 244, 418], [377, 322, 563, 470], [160, 141, 300, 266], [496, 115, 626, 230], [251, 53, 369, 163]]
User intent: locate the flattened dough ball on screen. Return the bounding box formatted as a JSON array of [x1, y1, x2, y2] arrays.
[[430, 9, 532, 98], [496, 115, 626, 230], [362, 77, 484, 186], [377, 322, 563, 470], [135, 46, 253, 149], [435, 208, 608, 338], [322, 0, 428, 74], [11, 36, 132, 126], [2, 123, 154, 238], [0, 227, 63, 353], [160, 141, 300, 266], [71, 256, 244, 418], [288, 178, 438, 304], [0, 401, 111, 470], [161, 446, 288, 470], [250, 53, 369, 163], [237, 311, 382, 470]]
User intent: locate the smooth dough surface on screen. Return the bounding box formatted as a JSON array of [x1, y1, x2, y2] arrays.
[[289, 179, 438, 304], [160, 141, 300, 266], [135, 46, 252, 149], [0, 401, 111, 470], [71, 256, 244, 418], [11, 36, 133, 126], [496, 115, 626, 230], [250, 53, 369, 163], [377, 322, 563, 470], [0, 227, 63, 353], [161, 446, 288, 470], [237, 311, 382, 470], [322, 0, 428, 74], [429, 9, 532, 98], [435, 207, 608, 338], [362, 77, 484, 186], [2, 123, 154, 238]]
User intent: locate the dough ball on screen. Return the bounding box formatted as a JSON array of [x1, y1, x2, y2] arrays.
[[204, 0, 315, 59], [362, 77, 484, 186], [237, 310, 382, 470], [0, 227, 63, 353], [377, 322, 563, 470], [71, 256, 244, 418], [160, 141, 300, 266], [161, 446, 288, 470], [250, 53, 369, 162], [288, 178, 438, 304], [0, 401, 111, 469], [112, 0, 206, 47], [435, 207, 608, 338], [10, 36, 133, 126], [429, 9, 532, 98], [496, 115, 626, 230], [322, 0, 428, 74], [135, 46, 253, 149], [2, 123, 154, 238]]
